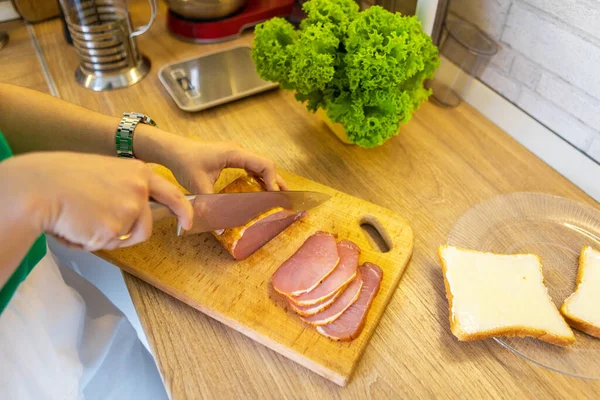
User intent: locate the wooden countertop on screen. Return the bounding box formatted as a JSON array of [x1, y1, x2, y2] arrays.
[[3, 3, 600, 398], [0, 19, 49, 93]]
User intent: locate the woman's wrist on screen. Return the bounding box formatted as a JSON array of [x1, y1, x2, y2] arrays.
[[133, 124, 184, 166]]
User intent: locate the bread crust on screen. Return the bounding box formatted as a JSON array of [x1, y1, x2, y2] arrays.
[[560, 246, 600, 339], [576, 246, 589, 286], [560, 311, 600, 339], [438, 245, 575, 346]]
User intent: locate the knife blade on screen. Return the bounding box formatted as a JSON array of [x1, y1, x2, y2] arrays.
[[149, 190, 331, 235]]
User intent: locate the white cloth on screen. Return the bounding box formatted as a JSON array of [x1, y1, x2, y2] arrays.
[[0, 249, 169, 400]]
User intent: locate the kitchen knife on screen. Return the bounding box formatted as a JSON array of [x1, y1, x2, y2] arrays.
[[149, 190, 331, 235]]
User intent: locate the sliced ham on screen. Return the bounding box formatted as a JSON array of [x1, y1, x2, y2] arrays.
[[317, 263, 383, 341], [272, 232, 339, 296], [218, 208, 305, 260], [302, 274, 363, 326], [213, 176, 305, 260], [287, 284, 346, 316], [289, 240, 360, 306]]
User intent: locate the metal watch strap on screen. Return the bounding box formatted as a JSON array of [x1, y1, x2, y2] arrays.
[[116, 112, 157, 158]]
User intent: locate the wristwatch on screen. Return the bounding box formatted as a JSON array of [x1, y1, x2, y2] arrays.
[[115, 112, 157, 158]]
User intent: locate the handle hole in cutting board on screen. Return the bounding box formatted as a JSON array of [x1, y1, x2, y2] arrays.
[[360, 216, 392, 253]]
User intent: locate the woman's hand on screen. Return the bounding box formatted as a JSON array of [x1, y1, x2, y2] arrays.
[[1, 152, 193, 251], [159, 140, 288, 194]]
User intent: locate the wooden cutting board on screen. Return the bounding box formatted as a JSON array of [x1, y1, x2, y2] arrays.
[[98, 167, 414, 386]]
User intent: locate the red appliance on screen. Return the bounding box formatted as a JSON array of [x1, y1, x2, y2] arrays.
[[167, 0, 296, 43]]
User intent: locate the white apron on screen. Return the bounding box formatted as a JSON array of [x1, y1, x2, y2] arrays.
[[0, 249, 169, 400]]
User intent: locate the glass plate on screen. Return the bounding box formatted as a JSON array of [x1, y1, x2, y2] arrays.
[[447, 192, 600, 379]]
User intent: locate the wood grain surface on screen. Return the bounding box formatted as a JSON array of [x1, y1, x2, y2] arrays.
[[10, 1, 600, 398], [98, 168, 414, 386], [0, 20, 49, 93]]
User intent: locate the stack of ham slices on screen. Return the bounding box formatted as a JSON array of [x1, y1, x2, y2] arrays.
[[211, 177, 383, 340], [272, 232, 383, 341]]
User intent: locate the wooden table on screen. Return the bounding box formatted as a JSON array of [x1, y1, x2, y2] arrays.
[[0, 19, 48, 93], [2, 3, 600, 398]]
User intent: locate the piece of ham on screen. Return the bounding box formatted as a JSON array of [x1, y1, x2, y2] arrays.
[[287, 284, 346, 316], [302, 274, 364, 326], [317, 263, 383, 341], [289, 240, 360, 306], [272, 232, 339, 296], [213, 176, 305, 260]]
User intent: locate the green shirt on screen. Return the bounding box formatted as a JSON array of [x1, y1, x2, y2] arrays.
[[0, 131, 47, 313]]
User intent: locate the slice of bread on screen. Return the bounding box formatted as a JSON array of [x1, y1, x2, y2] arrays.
[[560, 246, 600, 339], [438, 245, 575, 346]]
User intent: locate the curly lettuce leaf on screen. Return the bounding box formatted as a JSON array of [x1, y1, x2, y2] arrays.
[[300, 0, 359, 40], [251, 1, 440, 148], [287, 23, 339, 95], [251, 18, 298, 88], [324, 87, 412, 148], [344, 7, 435, 91]]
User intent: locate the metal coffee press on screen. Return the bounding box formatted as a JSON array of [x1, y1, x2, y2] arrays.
[[58, 0, 157, 91]]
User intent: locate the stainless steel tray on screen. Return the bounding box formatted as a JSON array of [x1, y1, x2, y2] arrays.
[[159, 46, 278, 112]]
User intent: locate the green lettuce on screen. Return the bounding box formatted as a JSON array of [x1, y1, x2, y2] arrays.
[[252, 0, 439, 148]]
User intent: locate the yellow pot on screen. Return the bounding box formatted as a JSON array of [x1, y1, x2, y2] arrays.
[[316, 108, 353, 145]]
